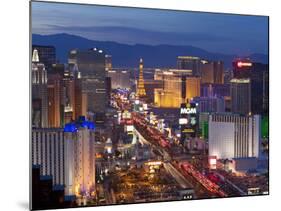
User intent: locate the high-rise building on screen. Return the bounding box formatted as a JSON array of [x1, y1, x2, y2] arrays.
[[209, 113, 261, 160], [143, 80, 163, 103], [107, 69, 131, 89], [263, 70, 269, 115], [105, 54, 112, 71], [32, 45, 56, 72], [64, 118, 95, 197], [177, 56, 202, 76], [192, 96, 225, 113], [232, 59, 269, 115], [251, 63, 269, 114], [32, 49, 49, 128], [213, 61, 224, 84], [68, 48, 107, 114], [63, 69, 75, 123], [136, 58, 146, 97], [185, 77, 201, 100], [48, 72, 63, 127], [154, 69, 200, 108], [201, 62, 214, 84], [230, 78, 251, 115], [232, 58, 252, 79], [200, 83, 230, 98], [31, 128, 65, 185], [73, 72, 88, 120], [201, 61, 224, 84]]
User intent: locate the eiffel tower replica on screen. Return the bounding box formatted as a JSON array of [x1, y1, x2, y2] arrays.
[[136, 58, 147, 98]]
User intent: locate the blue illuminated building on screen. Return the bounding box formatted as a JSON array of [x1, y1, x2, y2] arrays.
[[63, 116, 95, 132]]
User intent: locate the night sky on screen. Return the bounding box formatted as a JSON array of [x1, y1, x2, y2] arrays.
[[32, 1, 268, 56]]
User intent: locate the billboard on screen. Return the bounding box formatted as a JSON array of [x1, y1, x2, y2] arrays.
[[180, 103, 198, 143]]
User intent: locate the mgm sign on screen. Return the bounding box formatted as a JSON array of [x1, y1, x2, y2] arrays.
[[179, 103, 198, 144]]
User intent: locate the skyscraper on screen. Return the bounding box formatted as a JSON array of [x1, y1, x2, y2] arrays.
[[192, 96, 225, 113], [68, 48, 107, 114], [31, 128, 65, 186], [136, 58, 146, 97], [73, 72, 87, 120], [213, 61, 224, 84], [230, 78, 251, 115], [232, 59, 252, 79], [32, 49, 49, 128], [107, 69, 131, 89], [185, 77, 201, 101], [154, 69, 200, 108], [177, 56, 202, 76], [48, 72, 63, 127], [209, 113, 261, 160], [64, 119, 95, 197], [105, 54, 112, 71], [251, 63, 269, 114], [201, 61, 224, 84], [32, 45, 56, 72]]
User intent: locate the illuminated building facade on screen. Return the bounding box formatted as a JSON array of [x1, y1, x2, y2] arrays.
[[105, 54, 112, 71], [32, 45, 56, 72], [72, 71, 89, 120], [186, 77, 201, 100], [232, 60, 269, 115], [177, 56, 202, 76], [63, 69, 76, 122], [48, 72, 63, 127], [31, 128, 65, 186], [201, 83, 230, 98], [201, 61, 224, 84], [192, 96, 225, 113], [230, 78, 251, 115], [64, 119, 95, 197], [107, 69, 131, 89], [154, 69, 200, 108], [32, 49, 49, 128], [232, 59, 252, 79], [68, 48, 107, 114], [136, 58, 146, 97], [209, 113, 261, 160], [143, 79, 163, 103]]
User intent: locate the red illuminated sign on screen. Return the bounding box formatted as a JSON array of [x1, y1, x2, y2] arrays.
[[237, 61, 252, 68]]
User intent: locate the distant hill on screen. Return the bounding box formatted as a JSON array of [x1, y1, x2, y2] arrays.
[[32, 33, 268, 68]]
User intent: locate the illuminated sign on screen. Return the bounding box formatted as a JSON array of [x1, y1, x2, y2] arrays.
[[180, 107, 197, 115], [237, 61, 252, 68], [182, 128, 195, 133], [122, 110, 131, 119], [146, 161, 162, 166], [125, 125, 134, 132], [209, 156, 217, 170], [143, 104, 148, 110], [179, 118, 188, 125]]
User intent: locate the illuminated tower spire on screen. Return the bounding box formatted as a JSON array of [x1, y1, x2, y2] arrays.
[[136, 58, 146, 97], [32, 49, 39, 63]]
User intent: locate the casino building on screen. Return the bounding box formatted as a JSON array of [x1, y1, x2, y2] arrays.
[[208, 113, 261, 160], [64, 118, 96, 197]]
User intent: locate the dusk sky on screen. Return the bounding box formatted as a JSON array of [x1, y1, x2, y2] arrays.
[[31, 1, 268, 56]]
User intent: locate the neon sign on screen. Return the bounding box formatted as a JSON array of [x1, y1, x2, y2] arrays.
[[180, 107, 197, 115], [237, 61, 252, 68]]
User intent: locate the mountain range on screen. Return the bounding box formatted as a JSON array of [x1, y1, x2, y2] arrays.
[[32, 33, 268, 68]]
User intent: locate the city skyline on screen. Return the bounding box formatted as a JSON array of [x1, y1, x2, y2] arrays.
[[31, 1, 269, 210]]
